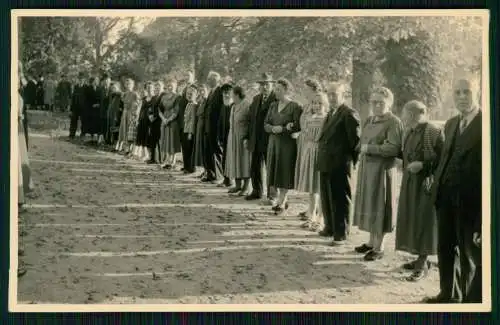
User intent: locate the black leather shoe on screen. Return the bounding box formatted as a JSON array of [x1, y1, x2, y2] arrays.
[[318, 230, 333, 237], [354, 244, 373, 254], [364, 250, 384, 261], [245, 192, 262, 201], [422, 294, 455, 304], [406, 267, 429, 282]]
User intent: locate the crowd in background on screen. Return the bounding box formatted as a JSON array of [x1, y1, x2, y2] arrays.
[[17, 65, 483, 304]]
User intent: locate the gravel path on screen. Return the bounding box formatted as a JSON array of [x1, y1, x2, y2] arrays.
[[16, 112, 440, 304]]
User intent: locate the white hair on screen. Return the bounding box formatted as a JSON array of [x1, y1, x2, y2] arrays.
[[453, 73, 480, 98], [371, 86, 394, 107], [208, 71, 221, 81]]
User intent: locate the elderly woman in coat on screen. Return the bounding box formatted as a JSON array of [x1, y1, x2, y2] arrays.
[[352, 86, 404, 261], [225, 85, 252, 196], [158, 78, 182, 169], [395, 100, 443, 281]]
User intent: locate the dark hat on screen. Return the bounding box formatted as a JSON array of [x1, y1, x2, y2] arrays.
[[102, 72, 111, 79], [78, 72, 86, 78], [220, 83, 234, 93], [257, 72, 276, 84]]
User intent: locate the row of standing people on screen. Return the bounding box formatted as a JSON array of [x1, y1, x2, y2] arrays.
[[66, 68, 482, 304], [176, 71, 482, 304], [21, 74, 72, 112]]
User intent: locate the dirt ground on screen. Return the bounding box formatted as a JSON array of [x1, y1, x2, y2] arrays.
[[16, 111, 439, 304]]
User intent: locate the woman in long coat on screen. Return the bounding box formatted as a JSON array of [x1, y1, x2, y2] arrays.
[[135, 82, 155, 161], [264, 78, 303, 213], [193, 85, 208, 175], [396, 100, 443, 281], [353, 86, 404, 261], [294, 91, 328, 231], [55, 75, 72, 112], [225, 86, 252, 196], [158, 79, 182, 169], [106, 82, 123, 147], [35, 76, 45, 109], [85, 76, 102, 142]]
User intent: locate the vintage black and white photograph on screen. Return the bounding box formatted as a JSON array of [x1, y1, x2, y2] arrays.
[[10, 9, 490, 311]]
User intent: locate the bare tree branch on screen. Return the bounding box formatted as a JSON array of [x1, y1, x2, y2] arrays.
[[101, 17, 121, 33], [99, 17, 137, 64]]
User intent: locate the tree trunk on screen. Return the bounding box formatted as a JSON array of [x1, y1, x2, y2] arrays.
[[381, 37, 441, 117]]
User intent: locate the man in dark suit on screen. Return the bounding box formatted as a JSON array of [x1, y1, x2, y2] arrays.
[[424, 76, 482, 304], [69, 72, 88, 139], [85, 76, 102, 144], [317, 82, 361, 245], [99, 73, 112, 145], [202, 71, 224, 183], [244, 73, 278, 202], [56, 74, 72, 112]]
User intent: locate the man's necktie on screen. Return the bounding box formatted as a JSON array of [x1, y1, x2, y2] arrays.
[[460, 116, 468, 134]]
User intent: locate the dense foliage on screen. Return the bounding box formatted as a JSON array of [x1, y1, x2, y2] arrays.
[[18, 15, 483, 120]]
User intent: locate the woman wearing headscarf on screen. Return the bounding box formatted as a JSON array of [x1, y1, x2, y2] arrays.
[[352, 86, 404, 261], [396, 100, 443, 281], [225, 85, 252, 196], [264, 78, 303, 213]]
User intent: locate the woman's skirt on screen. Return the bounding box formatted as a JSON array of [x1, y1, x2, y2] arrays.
[[117, 110, 129, 143], [266, 134, 297, 189], [135, 113, 150, 146], [395, 171, 438, 255], [160, 120, 181, 156], [225, 129, 251, 179], [294, 140, 320, 194], [127, 118, 137, 142], [193, 119, 205, 167], [352, 156, 399, 234]]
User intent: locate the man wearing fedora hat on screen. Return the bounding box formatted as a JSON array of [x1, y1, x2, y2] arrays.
[[69, 71, 88, 139], [244, 72, 278, 203]]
